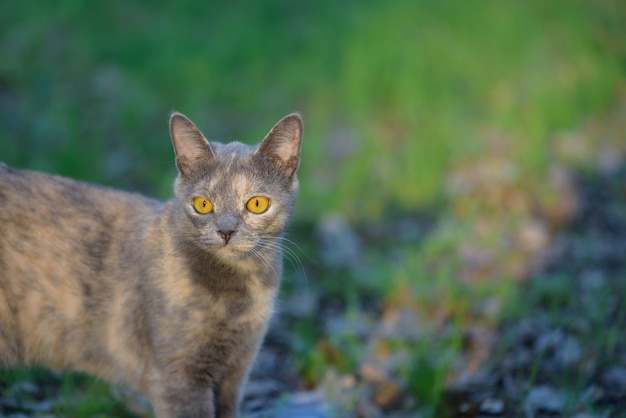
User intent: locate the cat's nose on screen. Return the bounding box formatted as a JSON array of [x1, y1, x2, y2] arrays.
[[217, 229, 236, 244]]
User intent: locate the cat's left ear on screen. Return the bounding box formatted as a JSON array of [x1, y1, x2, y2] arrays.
[[256, 113, 303, 178], [169, 112, 215, 177]]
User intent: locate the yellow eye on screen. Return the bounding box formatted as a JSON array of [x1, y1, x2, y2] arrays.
[[246, 196, 269, 214], [193, 197, 213, 214]]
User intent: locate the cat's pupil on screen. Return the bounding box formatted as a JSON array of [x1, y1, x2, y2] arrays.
[[202, 200, 206, 207], [254, 199, 259, 207]]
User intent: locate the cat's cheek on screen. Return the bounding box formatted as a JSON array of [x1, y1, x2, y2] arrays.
[[198, 230, 225, 251], [263, 212, 290, 236], [240, 212, 266, 231]]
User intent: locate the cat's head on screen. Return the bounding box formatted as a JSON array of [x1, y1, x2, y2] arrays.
[[169, 112, 302, 261]]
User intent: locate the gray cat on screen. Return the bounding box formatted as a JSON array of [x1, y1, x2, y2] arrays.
[[0, 111, 303, 418]]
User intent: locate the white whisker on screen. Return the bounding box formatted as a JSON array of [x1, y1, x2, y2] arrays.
[[275, 236, 314, 263], [250, 247, 279, 277], [255, 236, 308, 285]]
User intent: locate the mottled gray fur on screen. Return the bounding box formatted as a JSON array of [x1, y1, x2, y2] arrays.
[[0, 112, 303, 418]]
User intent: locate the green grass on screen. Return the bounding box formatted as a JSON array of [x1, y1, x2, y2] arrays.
[[0, 368, 142, 417], [1, 0, 623, 218]]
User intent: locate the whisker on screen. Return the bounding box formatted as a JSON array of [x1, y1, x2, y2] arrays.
[[250, 247, 279, 277], [274, 236, 315, 264], [255, 237, 308, 285]]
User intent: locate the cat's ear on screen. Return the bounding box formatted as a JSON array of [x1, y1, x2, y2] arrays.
[[256, 113, 303, 178], [169, 112, 215, 176]]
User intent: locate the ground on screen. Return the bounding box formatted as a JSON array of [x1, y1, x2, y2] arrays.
[[236, 163, 626, 417]]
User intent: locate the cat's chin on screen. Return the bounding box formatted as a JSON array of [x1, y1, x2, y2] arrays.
[[212, 243, 254, 261]]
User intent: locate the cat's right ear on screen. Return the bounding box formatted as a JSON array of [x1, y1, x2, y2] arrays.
[[169, 112, 215, 176]]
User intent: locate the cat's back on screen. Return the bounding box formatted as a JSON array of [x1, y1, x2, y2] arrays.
[[0, 163, 161, 285], [0, 163, 157, 225]]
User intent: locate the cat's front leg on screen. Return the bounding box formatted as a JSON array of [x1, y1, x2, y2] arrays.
[[148, 381, 216, 418], [216, 350, 257, 418]]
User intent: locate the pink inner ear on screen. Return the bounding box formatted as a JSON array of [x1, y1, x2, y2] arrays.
[[170, 114, 214, 168], [260, 114, 302, 167], [273, 133, 301, 162], [174, 133, 209, 162]]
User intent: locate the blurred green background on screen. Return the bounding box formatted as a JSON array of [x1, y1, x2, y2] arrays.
[[2, 0, 623, 220], [1, 0, 625, 416]]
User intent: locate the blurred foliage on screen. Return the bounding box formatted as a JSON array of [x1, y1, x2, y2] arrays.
[[1, 0, 624, 220]]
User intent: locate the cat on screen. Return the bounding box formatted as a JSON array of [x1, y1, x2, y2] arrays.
[[0, 111, 302, 418]]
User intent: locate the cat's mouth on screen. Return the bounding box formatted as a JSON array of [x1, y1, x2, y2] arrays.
[[214, 241, 256, 259], [198, 234, 259, 260]]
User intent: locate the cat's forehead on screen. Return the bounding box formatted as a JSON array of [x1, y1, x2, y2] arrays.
[[202, 141, 264, 193], [204, 170, 252, 198], [206, 141, 257, 175], [210, 141, 255, 161]]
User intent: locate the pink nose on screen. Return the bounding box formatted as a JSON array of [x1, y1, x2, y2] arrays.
[[218, 230, 236, 244]]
